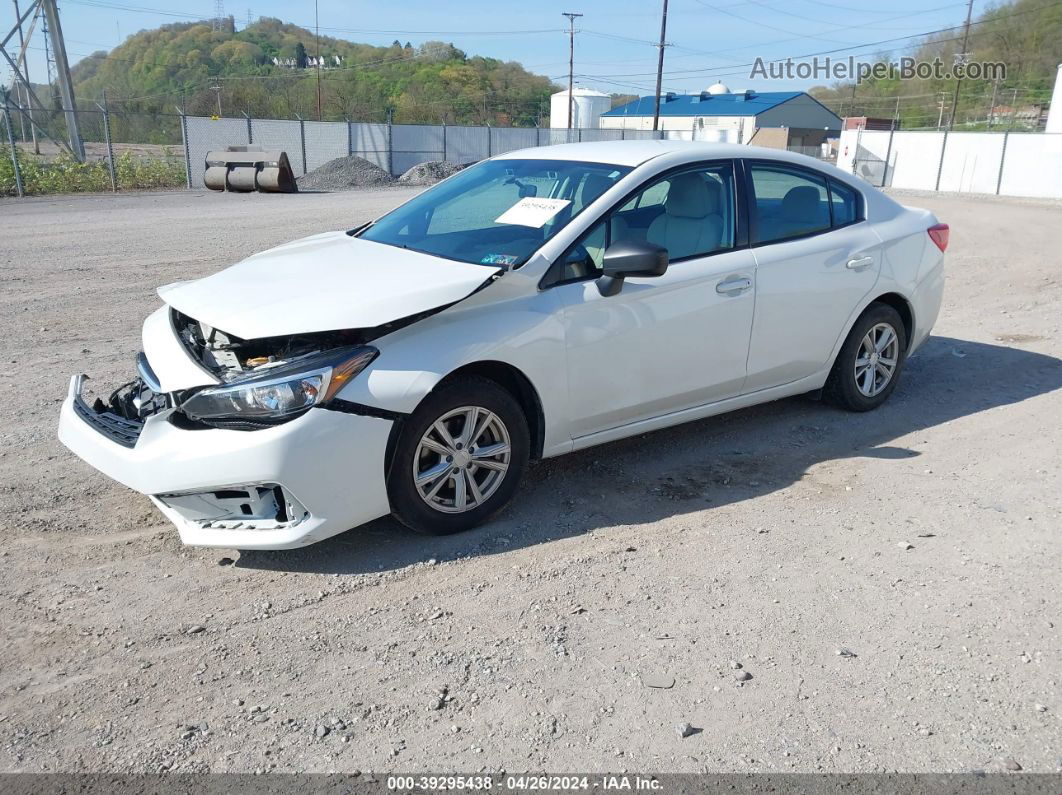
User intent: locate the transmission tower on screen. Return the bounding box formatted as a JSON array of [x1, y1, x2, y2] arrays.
[[212, 0, 225, 32], [3, 0, 84, 159]]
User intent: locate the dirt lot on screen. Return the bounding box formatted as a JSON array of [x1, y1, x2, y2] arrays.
[[0, 187, 1059, 774]]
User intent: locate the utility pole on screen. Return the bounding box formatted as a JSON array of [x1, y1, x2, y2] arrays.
[[562, 12, 582, 130], [987, 76, 999, 128], [315, 0, 322, 120], [41, 0, 84, 160], [937, 92, 947, 130], [892, 95, 900, 130], [211, 76, 222, 117], [651, 0, 669, 132], [946, 0, 974, 131], [1006, 87, 1019, 131]]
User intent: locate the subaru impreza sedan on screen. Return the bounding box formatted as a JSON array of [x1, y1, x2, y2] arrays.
[[58, 140, 946, 549]]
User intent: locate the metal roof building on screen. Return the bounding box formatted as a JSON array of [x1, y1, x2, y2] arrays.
[[599, 88, 842, 151]]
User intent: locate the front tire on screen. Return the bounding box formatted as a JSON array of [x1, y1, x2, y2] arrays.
[[387, 376, 530, 535], [824, 303, 908, 412]]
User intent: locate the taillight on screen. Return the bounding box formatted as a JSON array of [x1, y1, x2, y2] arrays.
[[927, 223, 949, 252]]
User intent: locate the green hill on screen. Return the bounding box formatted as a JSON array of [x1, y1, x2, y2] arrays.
[[809, 0, 1062, 129], [69, 17, 558, 127]]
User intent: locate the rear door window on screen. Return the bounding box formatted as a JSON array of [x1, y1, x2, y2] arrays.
[[749, 164, 831, 245]]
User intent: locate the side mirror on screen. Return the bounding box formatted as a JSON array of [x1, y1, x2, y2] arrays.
[[597, 240, 669, 296]]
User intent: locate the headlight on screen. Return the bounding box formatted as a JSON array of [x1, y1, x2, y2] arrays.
[[180, 346, 377, 427]]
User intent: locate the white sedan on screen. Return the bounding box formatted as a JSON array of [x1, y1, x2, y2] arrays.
[[58, 141, 946, 549]]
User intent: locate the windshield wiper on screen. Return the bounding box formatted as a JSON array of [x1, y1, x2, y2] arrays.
[[347, 220, 375, 237]]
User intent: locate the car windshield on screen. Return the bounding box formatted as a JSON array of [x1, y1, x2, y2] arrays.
[[357, 158, 631, 267]]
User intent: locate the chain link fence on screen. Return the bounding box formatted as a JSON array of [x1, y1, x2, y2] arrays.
[[1, 103, 187, 197], [180, 115, 667, 189]]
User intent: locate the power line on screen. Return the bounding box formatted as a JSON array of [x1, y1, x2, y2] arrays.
[[577, 0, 1062, 81], [946, 0, 974, 131]]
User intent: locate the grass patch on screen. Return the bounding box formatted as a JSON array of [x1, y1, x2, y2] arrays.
[[1, 147, 186, 195]]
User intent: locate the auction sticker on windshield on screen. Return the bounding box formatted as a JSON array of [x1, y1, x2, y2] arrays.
[[495, 197, 571, 228]]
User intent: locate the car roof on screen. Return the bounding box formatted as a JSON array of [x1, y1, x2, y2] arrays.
[[495, 139, 825, 168]]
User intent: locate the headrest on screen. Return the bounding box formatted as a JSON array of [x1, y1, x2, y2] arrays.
[[665, 173, 721, 218], [578, 173, 615, 207], [781, 185, 822, 223]]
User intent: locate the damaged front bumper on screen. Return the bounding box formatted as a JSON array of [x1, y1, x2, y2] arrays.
[[58, 373, 394, 549]]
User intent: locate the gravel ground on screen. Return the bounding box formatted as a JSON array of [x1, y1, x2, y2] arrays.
[[297, 156, 395, 191], [0, 188, 1059, 774]]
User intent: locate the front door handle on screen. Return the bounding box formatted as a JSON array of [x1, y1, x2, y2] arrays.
[[846, 256, 874, 270], [716, 277, 752, 295]]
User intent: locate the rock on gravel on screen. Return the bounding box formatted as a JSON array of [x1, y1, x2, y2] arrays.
[[297, 155, 395, 191], [397, 160, 470, 186]]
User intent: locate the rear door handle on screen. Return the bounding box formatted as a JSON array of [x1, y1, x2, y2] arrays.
[[716, 277, 752, 295], [846, 256, 874, 270]]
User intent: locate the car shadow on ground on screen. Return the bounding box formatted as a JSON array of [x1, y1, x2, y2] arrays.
[[236, 336, 1062, 575]]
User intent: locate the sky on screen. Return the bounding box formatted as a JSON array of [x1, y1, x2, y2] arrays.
[[3, 0, 992, 100]]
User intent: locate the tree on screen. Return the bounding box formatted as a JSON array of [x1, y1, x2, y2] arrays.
[[70, 19, 559, 127]]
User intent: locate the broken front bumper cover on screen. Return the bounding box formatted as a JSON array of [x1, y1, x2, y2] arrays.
[[58, 373, 394, 549]]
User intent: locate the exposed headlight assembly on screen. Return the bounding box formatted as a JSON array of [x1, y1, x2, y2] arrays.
[[180, 346, 377, 429]]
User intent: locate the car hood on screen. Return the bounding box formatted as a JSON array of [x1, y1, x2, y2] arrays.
[[158, 231, 501, 339]]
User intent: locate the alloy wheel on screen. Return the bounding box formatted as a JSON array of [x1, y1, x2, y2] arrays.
[[854, 322, 900, 398], [413, 406, 512, 514]]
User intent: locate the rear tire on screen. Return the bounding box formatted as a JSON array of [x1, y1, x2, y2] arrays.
[[387, 376, 529, 535], [824, 303, 907, 412]]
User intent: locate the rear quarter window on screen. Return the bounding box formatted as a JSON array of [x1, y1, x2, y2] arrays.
[[828, 179, 861, 227]]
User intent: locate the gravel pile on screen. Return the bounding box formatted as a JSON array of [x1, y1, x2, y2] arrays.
[[297, 155, 394, 191], [398, 160, 470, 185]]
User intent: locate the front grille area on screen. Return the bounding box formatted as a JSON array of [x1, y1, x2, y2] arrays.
[[73, 391, 144, 448]]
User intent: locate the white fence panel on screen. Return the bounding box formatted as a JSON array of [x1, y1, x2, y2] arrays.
[[998, 133, 1062, 198], [937, 133, 1007, 194], [842, 128, 1062, 198], [887, 132, 946, 190]]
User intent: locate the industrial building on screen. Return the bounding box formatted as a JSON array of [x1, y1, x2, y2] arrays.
[[599, 83, 841, 150]]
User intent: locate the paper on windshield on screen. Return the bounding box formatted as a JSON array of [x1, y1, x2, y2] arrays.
[[495, 197, 571, 228]]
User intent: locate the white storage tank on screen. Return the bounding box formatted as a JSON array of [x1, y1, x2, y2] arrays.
[[550, 88, 611, 129]]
